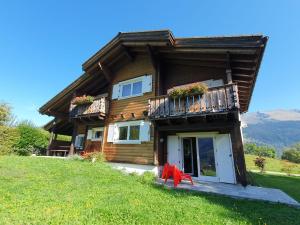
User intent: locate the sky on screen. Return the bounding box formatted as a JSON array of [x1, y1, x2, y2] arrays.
[[0, 0, 299, 126]]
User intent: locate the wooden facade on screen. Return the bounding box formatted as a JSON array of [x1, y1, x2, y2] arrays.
[[103, 55, 156, 164], [39, 30, 268, 185]]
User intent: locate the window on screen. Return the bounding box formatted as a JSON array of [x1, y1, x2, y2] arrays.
[[132, 81, 142, 95], [118, 125, 140, 141], [75, 134, 85, 149], [119, 126, 128, 140], [121, 80, 143, 98], [121, 83, 132, 97], [112, 75, 152, 100], [129, 125, 140, 140], [107, 120, 150, 144], [89, 127, 104, 141]]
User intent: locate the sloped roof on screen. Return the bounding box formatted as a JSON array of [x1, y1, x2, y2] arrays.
[[39, 30, 268, 115]]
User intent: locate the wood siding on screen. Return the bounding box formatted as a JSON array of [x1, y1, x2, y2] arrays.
[[103, 55, 156, 165], [162, 63, 226, 94]]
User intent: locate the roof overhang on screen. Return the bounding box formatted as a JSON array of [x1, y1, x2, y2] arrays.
[[40, 30, 268, 117]]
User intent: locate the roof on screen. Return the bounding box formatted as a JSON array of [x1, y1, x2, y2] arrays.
[[39, 29, 268, 116]]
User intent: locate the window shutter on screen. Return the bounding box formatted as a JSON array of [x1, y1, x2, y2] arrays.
[[74, 136, 79, 147], [87, 130, 92, 140], [107, 124, 115, 142], [113, 124, 119, 141], [142, 75, 152, 93], [112, 84, 120, 100], [140, 121, 150, 142]]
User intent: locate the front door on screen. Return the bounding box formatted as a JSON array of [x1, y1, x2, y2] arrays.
[[182, 138, 194, 175], [197, 137, 219, 182]]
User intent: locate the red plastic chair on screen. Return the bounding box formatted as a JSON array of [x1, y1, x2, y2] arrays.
[[162, 163, 193, 187]]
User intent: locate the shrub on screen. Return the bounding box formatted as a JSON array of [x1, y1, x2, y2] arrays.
[[281, 163, 297, 176], [244, 143, 276, 158], [14, 121, 49, 156], [254, 156, 266, 173], [0, 125, 20, 155], [82, 152, 105, 163], [282, 149, 300, 163]]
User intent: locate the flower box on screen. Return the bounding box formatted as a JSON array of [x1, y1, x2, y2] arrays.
[[72, 95, 94, 106], [168, 83, 208, 98]]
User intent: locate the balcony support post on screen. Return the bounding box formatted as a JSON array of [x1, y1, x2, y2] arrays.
[[226, 52, 233, 84]]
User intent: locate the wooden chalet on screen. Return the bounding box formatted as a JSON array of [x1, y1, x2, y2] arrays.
[[39, 30, 268, 185]]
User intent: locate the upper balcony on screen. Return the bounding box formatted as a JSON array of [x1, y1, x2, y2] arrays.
[[69, 94, 108, 119], [148, 84, 239, 120]]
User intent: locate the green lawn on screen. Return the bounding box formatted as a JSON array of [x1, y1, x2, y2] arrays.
[[249, 172, 300, 202], [245, 154, 300, 174], [0, 156, 299, 225]]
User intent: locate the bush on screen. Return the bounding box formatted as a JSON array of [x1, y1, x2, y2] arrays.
[[254, 156, 266, 173], [0, 125, 20, 155], [13, 121, 49, 156], [282, 149, 300, 164], [244, 143, 276, 158], [82, 152, 105, 163], [281, 163, 297, 176]]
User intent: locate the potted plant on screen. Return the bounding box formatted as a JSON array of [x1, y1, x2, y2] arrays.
[[72, 95, 94, 105]]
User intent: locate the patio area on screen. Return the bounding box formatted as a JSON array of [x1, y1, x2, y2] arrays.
[[156, 178, 300, 208]]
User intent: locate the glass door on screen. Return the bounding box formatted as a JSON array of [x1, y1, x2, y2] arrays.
[[197, 137, 218, 182], [182, 138, 194, 175]]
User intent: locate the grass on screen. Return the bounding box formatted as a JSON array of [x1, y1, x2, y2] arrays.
[[249, 172, 300, 202], [0, 156, 299, 225], [245, 154, 300, 174]]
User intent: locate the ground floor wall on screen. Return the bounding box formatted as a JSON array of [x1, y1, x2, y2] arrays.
[[70, 114, 247, 186]]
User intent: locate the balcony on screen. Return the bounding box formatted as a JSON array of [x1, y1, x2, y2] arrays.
[[148, 84, 239, 119], [69, 94, 108, 119]]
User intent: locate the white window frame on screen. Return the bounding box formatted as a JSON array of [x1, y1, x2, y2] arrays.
[[75, 134, 85, 149], [114, 121, 142, 144], [91, 127, 104, 141], [119, 77, 143, 99]]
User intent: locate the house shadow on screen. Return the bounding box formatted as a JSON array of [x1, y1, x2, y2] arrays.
[[149, 181, 300, 224]]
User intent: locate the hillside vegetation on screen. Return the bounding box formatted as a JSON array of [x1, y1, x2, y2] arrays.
[[242, 110, 300, 155], [245, 154, 300, 174]]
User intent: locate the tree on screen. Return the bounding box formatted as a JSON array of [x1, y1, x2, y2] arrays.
[[282, 143, 300, 163], [244, 142, 276, 158], [14, 121, 49, 156], [0, 102, 12, 126]]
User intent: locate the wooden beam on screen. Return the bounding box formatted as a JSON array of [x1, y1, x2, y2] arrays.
[[121, 44, 134, 62], [226, 52, 233, 84], [146, 45, 157, 69], [98, 62, 112, 82]]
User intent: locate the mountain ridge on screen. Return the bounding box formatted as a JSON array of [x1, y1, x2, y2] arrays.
[[242, 109, 300, 156]]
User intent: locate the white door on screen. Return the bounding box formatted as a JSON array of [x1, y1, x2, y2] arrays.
[[167, 136, 182, 169], [215, 134, 236, 184]]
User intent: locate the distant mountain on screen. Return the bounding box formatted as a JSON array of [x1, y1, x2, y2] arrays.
[[242, 109, 300, 156]]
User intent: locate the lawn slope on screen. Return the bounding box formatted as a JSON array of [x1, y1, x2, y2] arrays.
[[245, 154, 300, 174], [0, 156, 299, 225]]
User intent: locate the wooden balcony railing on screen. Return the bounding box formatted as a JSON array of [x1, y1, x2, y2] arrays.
[[69, 94, 108, 118], [148, 84, 239, 119]]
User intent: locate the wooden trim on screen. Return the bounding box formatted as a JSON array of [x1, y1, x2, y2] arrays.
[[98, 62, 112, 82]]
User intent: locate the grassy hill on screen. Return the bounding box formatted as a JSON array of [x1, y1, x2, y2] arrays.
[[245, 154, 300, 174], [0, 156, 299, 225]]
